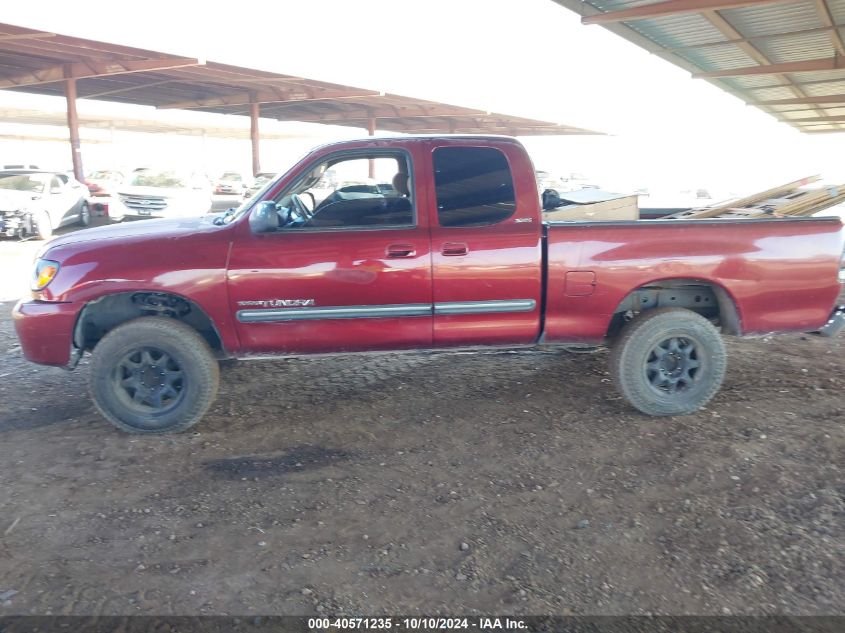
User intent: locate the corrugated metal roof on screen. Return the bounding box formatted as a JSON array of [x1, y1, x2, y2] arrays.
[[720, 2, 822, 38], [789, 69, 845, 83], [553, 0, 845, 133], [723, 75, 784, 89], [805, 79, 845, 94], [828, 0, 845, 22], [630, 13, 728, 48], [755, 31, 833, 63], [677, 45, 759, 70], [590, 0, 663, 11], [748, 86, 802, 100]]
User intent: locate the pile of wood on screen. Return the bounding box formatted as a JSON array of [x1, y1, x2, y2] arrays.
[[665, 176, 845, 220]]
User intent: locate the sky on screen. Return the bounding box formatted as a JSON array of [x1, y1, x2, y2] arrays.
[[0, 0, 843, 198]]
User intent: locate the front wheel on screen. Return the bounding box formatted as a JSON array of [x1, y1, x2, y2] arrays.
[[32, 210, 53, 240], [89, 317, 220, 434], [610, 307, 726, 416]]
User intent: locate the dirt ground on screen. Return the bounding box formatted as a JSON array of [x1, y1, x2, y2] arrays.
[[0, 296, 843, 617]]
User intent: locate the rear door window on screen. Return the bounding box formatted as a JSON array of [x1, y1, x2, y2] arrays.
[[433, 146, 516, 227]]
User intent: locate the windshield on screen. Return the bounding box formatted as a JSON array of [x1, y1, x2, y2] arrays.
[[129, 169, 187, 188], [0, 173, 45, 194]]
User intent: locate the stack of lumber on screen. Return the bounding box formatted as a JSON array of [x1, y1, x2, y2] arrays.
[[665, 176, 845, 220]]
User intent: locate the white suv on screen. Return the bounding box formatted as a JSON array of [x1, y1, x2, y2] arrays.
[[110, 169, 212, 221]]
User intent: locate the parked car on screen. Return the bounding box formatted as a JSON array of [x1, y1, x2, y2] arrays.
[[12, 136, 845, 434], [213, 171, 247, 195], [0, 168, 90, 239], [108, 168, 212, 222], [242, 172, 276, 201], [85, 169, 125, 198]]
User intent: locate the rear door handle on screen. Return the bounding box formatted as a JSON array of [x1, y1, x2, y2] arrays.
[[441, 242, 469, 256], [386, 243, 416, 258]]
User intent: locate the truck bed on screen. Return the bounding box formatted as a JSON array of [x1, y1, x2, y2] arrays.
[[543, 216, 845, 343]]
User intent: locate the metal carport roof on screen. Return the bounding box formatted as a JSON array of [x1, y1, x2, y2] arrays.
[[553, 0, 845, 133], [0, 22, 596, 133], [0, 21, 597, 178]]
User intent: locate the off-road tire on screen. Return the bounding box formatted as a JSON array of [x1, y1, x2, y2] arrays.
[[610, 307, 726, 416], [89, 317, 220, 434], [33, 210, 53, 240]]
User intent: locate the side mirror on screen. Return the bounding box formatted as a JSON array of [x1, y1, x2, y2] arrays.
[[249, 200, 280, 233], [541, 189, 562, 211], [50, 187, 62, 195]]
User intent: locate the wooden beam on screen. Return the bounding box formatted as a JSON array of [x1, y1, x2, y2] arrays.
[[159, 88, 379, 109], [0, 57, 199, 89], [752, 94, 845, 105], [581, 0, 785, 25], [0, 32, 55, 42], [694, 55, 845, 77]]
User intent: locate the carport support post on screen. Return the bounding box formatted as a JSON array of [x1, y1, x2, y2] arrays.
[[64, 76, 84, 181], [250, 101, 261, 177], [367, 117, 376, 179]]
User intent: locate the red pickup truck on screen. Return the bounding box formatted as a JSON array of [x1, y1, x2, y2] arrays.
[[12, 136, 845, 434]]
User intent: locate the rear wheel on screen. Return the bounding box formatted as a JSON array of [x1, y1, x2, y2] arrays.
[[610, 307, 726, 416], [89, 317, 219, 434]]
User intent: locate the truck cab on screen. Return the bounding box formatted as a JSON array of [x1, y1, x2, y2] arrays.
[[228, 136, 543, 353]]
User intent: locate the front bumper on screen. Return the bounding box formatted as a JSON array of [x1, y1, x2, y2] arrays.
[[0, 212, 32, 238], [12, 300, 81, 367]]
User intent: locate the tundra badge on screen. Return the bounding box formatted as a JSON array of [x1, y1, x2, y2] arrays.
[[237, 299, 316, 308]]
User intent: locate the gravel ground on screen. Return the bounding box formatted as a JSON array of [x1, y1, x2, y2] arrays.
[[0, 299, 843, 616]]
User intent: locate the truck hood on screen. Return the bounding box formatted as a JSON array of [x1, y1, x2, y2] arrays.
[[42, 214, 225, 254]]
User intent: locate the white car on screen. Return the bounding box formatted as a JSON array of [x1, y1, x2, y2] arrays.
[[110, 169, 212, 222], [0, 169, 90, 239]]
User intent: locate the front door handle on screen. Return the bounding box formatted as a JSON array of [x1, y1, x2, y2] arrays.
[[441, 242, 469, 256], [386, 243, 416, 258]]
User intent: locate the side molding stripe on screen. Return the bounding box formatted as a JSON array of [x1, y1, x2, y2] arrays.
[[238, 303, 431, 323], [237, 299, 537, 323], [434, 299, 536, 315]]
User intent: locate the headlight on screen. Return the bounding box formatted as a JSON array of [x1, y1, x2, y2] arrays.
[[32, 259, 60, 291]]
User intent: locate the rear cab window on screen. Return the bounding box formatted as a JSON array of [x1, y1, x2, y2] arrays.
[[433, 146, 516, 227]]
